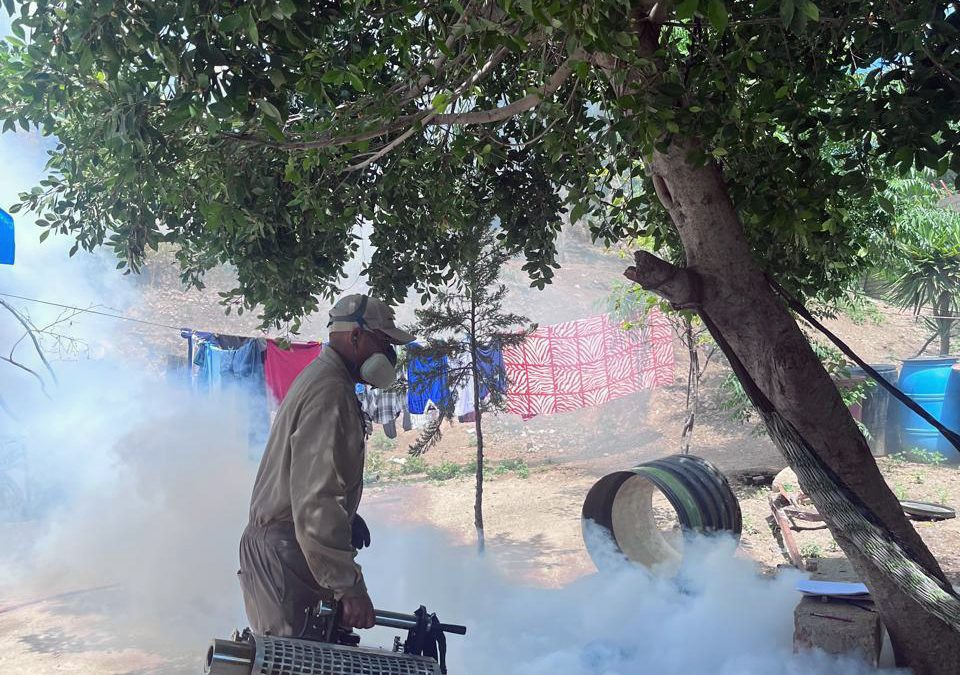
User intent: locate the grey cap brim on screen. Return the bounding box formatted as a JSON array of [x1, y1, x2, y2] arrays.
[[381, 326, 416, 345]]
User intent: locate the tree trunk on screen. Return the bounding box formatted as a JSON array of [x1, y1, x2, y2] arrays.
[[937, 292, 952, 356], [631, 137, 960, 673], [469, 297, 485, 554]]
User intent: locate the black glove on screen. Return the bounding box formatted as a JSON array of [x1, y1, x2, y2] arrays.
[[351, 514, 371, 550]]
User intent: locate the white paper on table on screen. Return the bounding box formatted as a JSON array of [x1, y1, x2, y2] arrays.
[[796, 580, 870, 597]]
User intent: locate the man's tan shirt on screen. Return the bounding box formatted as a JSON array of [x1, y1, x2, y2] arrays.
[[249, 347, 367, 599]]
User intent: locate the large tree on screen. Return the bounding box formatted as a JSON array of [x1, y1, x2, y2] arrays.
[[2, 1, 960, 670]]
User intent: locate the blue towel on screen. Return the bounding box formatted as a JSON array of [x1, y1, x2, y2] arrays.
[[406, 344, 449, 414], [476, 343, 505, 398]]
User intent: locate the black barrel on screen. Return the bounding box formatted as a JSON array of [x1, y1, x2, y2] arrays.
[[581, 454, 741, 573]]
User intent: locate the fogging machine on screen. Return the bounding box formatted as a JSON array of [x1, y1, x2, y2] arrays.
[[206, 600, 466, 675]]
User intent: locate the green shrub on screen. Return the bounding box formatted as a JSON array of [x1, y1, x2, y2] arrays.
[[400, 456, 427, 475], [426, 461, 466, 481]]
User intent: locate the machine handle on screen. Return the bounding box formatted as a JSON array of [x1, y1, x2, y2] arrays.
[[315, 602, 467, 636]]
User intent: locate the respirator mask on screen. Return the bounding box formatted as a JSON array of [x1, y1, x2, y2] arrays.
[[358, 341, 398, 389]]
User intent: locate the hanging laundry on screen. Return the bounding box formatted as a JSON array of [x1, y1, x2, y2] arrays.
[[264, 340, 322, 404], [448, 344, 506, 417], [449, 352, 476, 418], [193, 337, 270, 448], [409, 403, 440, 430], [0, 208, 14, 265], [215, 334, 248, 349], [503, 309, 674, 420], [476, 343, 506, 398], [356, 383, 406, 439], [406, 345, 449, 414], [362, 387, 406, 426]]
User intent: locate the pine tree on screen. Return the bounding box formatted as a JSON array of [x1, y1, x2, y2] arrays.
[[406, 224, 530, 553]]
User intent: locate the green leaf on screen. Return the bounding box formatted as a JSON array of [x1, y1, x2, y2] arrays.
[[658, 82, 686, 98], [38, 229, 50, 242], [707, 0, 728, 33], [219, 14, 243, 33], [431, 92, 451, 112], [69, 242, 79, 257], [247, 11, 260, 44], [268, 70, 287, 88], [570, 202, 586, 223], [800, 1, 819, 21], [263, 118, 286, 142], [1, 0, 13, 14], [754, 0, 777, 13], [780, 0, 795, 28], [346, 71, 365, 92], [675, 0, 700, 21], [257, 99, 283, 122]]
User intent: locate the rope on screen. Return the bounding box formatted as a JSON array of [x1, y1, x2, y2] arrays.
[[0, 292, 182, 330]]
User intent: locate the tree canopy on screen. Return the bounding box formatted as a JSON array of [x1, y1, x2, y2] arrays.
[[1, 1, 957, 326]]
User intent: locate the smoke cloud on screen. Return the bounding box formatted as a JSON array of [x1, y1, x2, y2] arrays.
[[363, 525, 900, 675], [0, 354, 902, 675]]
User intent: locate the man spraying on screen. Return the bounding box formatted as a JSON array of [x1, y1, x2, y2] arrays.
[[239, 294, 414, 636]]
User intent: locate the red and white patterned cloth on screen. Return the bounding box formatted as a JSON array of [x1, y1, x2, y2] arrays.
[[503, 309, 675, 420]]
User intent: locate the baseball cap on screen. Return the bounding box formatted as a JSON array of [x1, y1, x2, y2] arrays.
[[328, 294, 416, 345]]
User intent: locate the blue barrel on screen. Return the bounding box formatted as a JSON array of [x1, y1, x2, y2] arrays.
[[938, 366, 960, 462], [896, 357, 959, 460]]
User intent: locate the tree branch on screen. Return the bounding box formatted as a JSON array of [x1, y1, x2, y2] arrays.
[[388, 0, 479, 103], [226, 45, 580, 154], [346, 43, 516, 171], [431, 49, 585, 125], [0, 298, 58, 385], [911, 331, 940, 359], [624, 250, 700, 307], [0, 355, 51, 398]]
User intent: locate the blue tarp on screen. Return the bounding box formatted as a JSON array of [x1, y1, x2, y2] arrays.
[[0, 208, 14, 265]]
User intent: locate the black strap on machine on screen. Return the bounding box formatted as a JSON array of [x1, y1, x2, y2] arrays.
[[403, 606, 448, 674], [768, 276, 960, 453]]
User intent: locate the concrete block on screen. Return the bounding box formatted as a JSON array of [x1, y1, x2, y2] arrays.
[[794, 596, 883, 666]]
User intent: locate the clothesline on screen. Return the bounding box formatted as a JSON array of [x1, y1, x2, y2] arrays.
[[185, 311, 677, 428], [0, 291, 183, 330]]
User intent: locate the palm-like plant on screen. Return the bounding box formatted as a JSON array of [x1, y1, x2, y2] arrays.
[[886, 175, 960, 356]]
